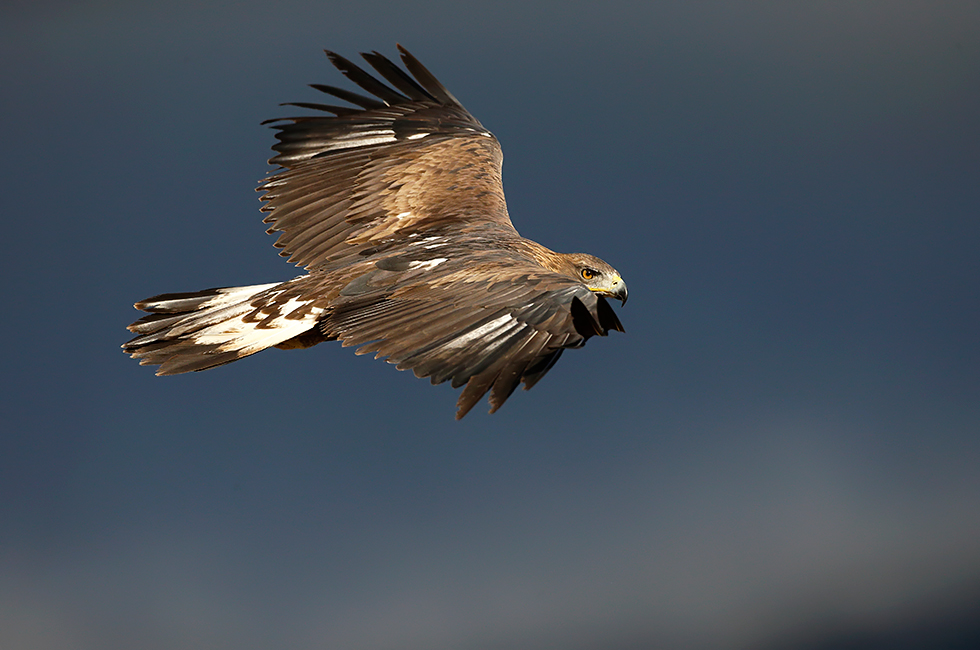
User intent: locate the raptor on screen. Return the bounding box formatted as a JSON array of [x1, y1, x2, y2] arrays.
[[123, 46, 627, 418]]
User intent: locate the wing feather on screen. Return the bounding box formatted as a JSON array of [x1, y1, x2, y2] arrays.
[[306, 83, 386, 109], [485, 330, 556, 414], [324, 51, 408, 105], [396, 44, 463, 106], [125, 46, 627, 418], [361, 51, 436, 102], [454, 329, 540, 419], [521, 348, 566, 390], [258, 47, 513, 270], [294, 254, 614, 416]]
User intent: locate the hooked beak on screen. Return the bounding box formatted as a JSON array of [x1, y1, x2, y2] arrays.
[[600, 276, 627, 305], [589, 275, 629, 305], [612, 280, 628, 305]]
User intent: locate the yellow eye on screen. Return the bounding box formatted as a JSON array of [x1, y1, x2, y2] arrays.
[[581, 268, 596, 281]]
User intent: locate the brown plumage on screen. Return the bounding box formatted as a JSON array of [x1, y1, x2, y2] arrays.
[[123, 46, 628, 419]]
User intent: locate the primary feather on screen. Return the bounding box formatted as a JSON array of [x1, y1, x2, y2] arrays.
[[123, 45, 627, 419]]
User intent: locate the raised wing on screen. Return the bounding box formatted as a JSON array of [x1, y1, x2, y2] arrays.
[[259, 46, 516, 270]]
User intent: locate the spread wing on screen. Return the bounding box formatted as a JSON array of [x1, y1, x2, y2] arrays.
[[123, 45, 626, 418], [254, 46, 624, 417], [275, 243, 624, 419], [259, 45, 516, 270]]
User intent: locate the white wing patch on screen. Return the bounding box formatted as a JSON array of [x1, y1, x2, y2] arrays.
[[317, 128, 397, 154], [407, 258, 448, 271], [443, 314, 520, 350], [409, 236, 443, 246]]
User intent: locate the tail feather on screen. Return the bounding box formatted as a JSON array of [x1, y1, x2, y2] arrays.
[[123, 281, 324, 375], [135, 283, 280, 313]]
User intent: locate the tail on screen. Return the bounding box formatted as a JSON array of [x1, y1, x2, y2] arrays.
[[123, 280, 326, 375]]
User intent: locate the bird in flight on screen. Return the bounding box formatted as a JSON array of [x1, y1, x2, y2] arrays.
[[123, 46, 627, 419]]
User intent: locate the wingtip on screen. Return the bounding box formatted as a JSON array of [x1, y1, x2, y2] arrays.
[[324, 49, 355, 71], [454, 400, 475, 420], [396, 44, 418, 66]]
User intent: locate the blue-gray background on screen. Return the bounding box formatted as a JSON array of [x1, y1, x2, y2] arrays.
[[2, 2, 978, 648]]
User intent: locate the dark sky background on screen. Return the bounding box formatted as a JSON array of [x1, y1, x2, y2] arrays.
[[2, 2, 979, 649]]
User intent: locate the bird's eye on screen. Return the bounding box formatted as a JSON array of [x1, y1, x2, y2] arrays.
[[581, 268, 597, 281]]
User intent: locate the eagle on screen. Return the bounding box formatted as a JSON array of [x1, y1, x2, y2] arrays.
[[123, 46, 628, 419]]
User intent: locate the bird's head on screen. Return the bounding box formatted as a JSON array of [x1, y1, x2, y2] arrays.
[[563, 253, 628, 305]]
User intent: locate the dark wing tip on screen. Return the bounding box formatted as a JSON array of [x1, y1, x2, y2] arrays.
[[360, 50, 436, 103], [395, 44, 462, 107], [323, 49, 407, 106]]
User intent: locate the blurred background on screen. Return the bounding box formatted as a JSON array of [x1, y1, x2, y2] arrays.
[[2, 1, 978, 648]]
